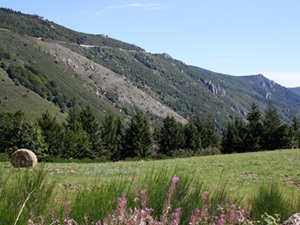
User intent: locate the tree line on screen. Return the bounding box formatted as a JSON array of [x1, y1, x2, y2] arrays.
[[1, 101, 299, 162], [221, 102, 300, 153], [0, 106, 219, 161]]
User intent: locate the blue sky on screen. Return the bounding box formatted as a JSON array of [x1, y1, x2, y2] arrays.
[[1, 0, 300, 87]]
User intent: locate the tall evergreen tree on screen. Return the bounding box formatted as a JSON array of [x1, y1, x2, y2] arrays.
[[61, 127, 92, 159], [62, 106, 92, 159], [277, 124, 294, 149], [221, 121, 237, 154], [195, 118, 206, 148], [79, 106, 103, 157], [123, 111, 152, 159], [221, 118, 247, 154], [244, 102, 263, 152], [159, 115, 185, 156], [291, 115, 300, 148], [38, 111, 63, 158], [65, 105, 82, 132], [184, 120, 201, 152], [102, 113, 123, 161], [202, 116, 219, 149], [261, 102, 281, 150]]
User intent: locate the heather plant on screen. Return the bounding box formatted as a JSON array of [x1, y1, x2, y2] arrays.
[[27, 175, 251, 225]]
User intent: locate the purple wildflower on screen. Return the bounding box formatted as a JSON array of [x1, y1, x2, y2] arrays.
[[117, 197, 127, 220], [140, 189, 148, 210], [189, 208, 201, 225], [171, 177, 180, 183], [171, 208, 182, 225]]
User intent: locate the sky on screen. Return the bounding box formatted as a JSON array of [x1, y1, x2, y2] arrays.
[[1, 0, 300, 87]]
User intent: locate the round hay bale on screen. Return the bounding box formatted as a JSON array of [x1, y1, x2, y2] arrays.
[[10, 149, 38, 168]]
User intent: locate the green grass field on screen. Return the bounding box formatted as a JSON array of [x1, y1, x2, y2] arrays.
[[33, 149, 300, 198], [1, 149, 299, 224]]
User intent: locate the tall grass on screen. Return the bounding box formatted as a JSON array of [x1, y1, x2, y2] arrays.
[[63, 166, 244, 224], [249, 183, 296, 223], [0, 163, 298, 224], [0, 165, 55, 225]]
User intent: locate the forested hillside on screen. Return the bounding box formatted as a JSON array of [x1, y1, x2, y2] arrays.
[[1, 7, 300, 131]]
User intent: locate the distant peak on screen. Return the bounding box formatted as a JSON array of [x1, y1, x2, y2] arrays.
[[161, 53, 173, 59]]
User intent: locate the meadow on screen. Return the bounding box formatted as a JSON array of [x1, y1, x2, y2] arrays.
[[1, 149, 299, 224]]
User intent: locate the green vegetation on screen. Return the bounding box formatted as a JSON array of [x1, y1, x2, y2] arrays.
[[1, 7, 300, 132], [0, 29, 123, 122], [0, 149, 299, 224], [221, 102, 300, 153], [0, 107, 221, 161]]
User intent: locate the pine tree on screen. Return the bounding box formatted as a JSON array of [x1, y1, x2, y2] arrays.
[[65, 105, 82, 132], [277, 124, 294, 149], [61, 127, 92, 159], [244, 102, 263, 152], [261, 102, 281, 150], [102, 113, 123, 161], [221, 121, 237, 154], [291, 115, 300, 148], [123, 111, 152, 159], [221, 118, 247, 153], [195, 118, 206, 148], [202, 116, 219, 149], [79, 106, 103, 158], [38, 111, 63, 158], [62, 106, 92, 159], [159, 115, 185, 156], [184, 120, 201, 152]]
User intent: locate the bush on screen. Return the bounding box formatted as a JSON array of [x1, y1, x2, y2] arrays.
[[200, 146, 221, 156], [249, 183, 291, 223]]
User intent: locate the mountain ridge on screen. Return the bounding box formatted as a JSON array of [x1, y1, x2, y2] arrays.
[[1, 7, 300, 130]]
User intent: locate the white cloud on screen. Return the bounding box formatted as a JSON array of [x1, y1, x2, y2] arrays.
[[262, 71, 300, 88], [96, 2, 167, 15], [108, 3, 167, 11]]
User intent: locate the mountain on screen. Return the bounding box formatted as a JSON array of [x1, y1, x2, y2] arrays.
[[1, 8, 300, 130], [289, 87, 300, 96]]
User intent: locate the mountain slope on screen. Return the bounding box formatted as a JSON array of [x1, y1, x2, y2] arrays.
[[1, 8, 300, 130], [289, 87, 300, 96]]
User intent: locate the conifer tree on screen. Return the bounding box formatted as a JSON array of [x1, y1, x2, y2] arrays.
[[277, 124, 294, 149], [123, 111, 152, 159], [79, 106, 103, 157], [221, 121, 237, 154], [38, 110, 63, 158], [261, 102, 281, 150], [195, 118, 206, 148], [244, 102, 263, 152], [184, 120, 201, 152], [62, 106, 92, 159], [102, 113, 123, 161], [159, 115, 185, 156], [221, 118, 247, 153], [291, 115, 300, 148], [202, 116, 219, 149]]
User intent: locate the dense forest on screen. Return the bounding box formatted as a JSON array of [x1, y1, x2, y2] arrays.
[[1, 101, 299, 162]]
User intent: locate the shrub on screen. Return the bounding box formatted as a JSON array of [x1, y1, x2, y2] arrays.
[[200, 146, 221, 156], [249, 183, 291, 223]]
